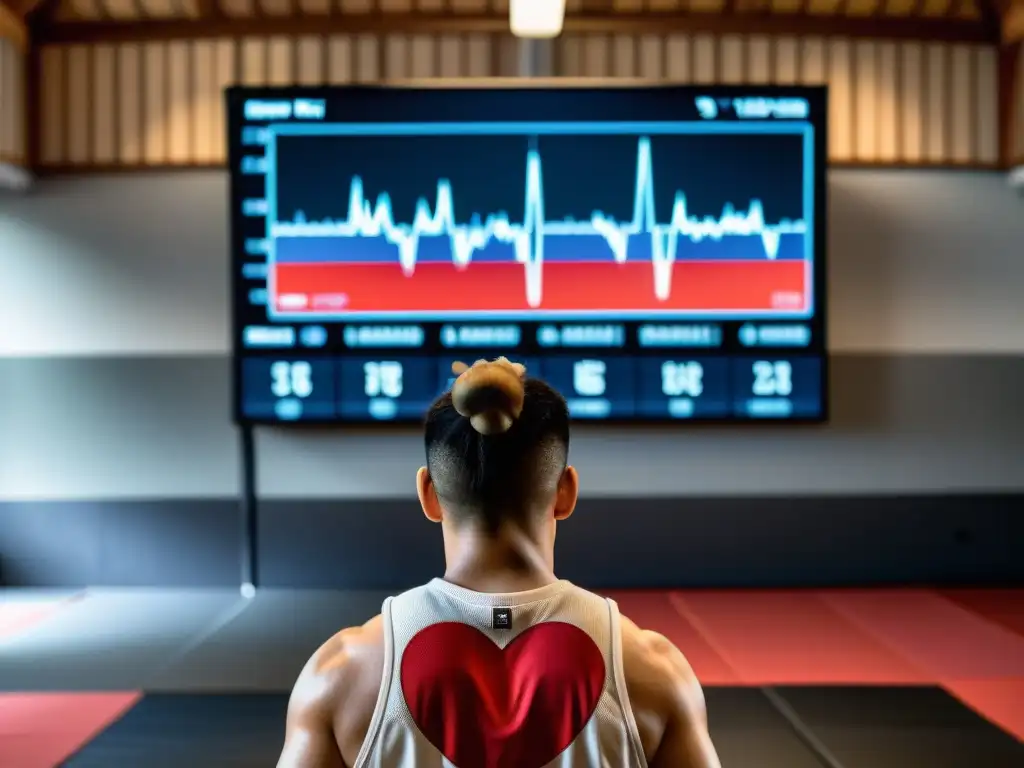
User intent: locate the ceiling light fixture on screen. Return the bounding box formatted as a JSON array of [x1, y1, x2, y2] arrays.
[[509, 0, 566, 39]]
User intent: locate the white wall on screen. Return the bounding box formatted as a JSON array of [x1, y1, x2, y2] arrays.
[[0, 176, 230, 356], [0, 170, 1022, 501], [825, 172, 1024, 354]]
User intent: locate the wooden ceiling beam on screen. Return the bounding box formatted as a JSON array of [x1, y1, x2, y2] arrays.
[[32, 10, 998, 44], [19, 0, 62, 24], [0, 0, 27, 50], [15, 0, 54, 19], [977, 0, 1005, 38], [1002, 0, 1024, 42], [195, 0, 220, 18]]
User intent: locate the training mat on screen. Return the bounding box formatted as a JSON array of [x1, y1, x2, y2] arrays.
[[147, 588, 391, 691], [702, 688, 825, 768], [0, 692, 140, 768], [943, 679, 1024, 743], [773, 686, 1024, 768], [0, 591, 82, 641], [0, 590, 241, 691], [938, 589, 1024, 639], [60, 694, 289, 768], [605, 590, 738, 685], [671, 590, 929, 685], [820, 589, 1024, 679]]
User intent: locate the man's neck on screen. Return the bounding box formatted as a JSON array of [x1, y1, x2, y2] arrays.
[[441, 521, 557, 594]]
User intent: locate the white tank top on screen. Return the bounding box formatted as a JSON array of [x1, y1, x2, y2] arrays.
[[353, 578, 648, 768]]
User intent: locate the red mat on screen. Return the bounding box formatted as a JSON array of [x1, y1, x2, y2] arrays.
[[0, 692, 140, 768], [821, 589, 1024, 680], [944, 679, 1024, 742], [938, 590, 1024, 640], [605, 591, 738, 684], [0, 594, 83, 641], [670, 590, 929, 685]]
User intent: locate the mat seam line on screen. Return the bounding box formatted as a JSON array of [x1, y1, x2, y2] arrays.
[[927, 589, 1024, 644], [0, 590, 90, 647], [142, 597, 254, 689], [761, 686, 848, 768], [665, 592, 744, 683], [818, 591, 969, 682]]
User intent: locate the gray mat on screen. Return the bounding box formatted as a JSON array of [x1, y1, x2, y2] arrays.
[[0, 589, 240, 690], [147, 588, 390, 691], [0, 588, 80, 603]]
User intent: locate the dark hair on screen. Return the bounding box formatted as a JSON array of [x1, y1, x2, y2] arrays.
[[424, 359, 571, 531]]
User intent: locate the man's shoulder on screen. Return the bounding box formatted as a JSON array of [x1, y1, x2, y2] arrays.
[[620, 615, 699, 684], [617, 614, 706, 759], [288, 615, 387, 765], [288, 616, 385, 723], [299, 614, 386, 701]]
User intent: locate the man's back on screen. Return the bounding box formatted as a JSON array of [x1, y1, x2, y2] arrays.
[[279, 580, 720, 768]]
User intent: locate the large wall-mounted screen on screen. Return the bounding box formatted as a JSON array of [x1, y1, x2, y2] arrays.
[[229, 85, 827, 424]]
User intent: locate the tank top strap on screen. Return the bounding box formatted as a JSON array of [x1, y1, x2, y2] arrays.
[[605, 597, 649, 767], [351, 596, 396, 768]]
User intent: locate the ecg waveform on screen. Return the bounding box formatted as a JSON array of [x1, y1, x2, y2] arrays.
[[270, 137, 808, 309]]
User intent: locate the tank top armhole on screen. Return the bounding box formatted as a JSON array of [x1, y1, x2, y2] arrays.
[[606, 597, 650, 768], [352, 596, 396, 768]]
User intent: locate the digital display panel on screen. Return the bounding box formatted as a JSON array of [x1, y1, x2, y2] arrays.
[[228, 85, 828, 424]]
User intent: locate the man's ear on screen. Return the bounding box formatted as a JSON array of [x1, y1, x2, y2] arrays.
[[417, 467, 443, 523], [553, 465, 579, 522]]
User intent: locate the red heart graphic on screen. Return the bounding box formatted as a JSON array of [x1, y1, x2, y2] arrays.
[[401, 621, 606, 768]]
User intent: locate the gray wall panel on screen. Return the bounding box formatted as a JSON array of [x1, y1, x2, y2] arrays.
[[0, 356, 239, 499], [1, 355, 1021, 501], [826, 172, 1024, 354], [0, 174, 230, 356]]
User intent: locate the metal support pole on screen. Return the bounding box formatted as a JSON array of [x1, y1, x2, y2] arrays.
[[239, 424, 258, 594]]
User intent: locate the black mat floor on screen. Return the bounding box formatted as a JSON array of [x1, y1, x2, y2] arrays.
[[62, 694, 288, 768], [774, 686, 1024, 768], [61, 687, 1024, 768]]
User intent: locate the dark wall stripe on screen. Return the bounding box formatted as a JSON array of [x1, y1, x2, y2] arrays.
[[2, 493, 1021, 589]]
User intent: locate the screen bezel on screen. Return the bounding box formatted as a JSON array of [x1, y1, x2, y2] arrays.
[[227, 81, 829, 427]]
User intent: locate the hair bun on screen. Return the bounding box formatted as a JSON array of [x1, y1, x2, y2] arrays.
[[450, 357, 527, 435]]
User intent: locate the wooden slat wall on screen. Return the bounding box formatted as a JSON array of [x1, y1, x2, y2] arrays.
[[38, 33, 508, 169], [35, 33, 1000, 169], [0, 35, 26, 166], [558, 34, 1000, 166]]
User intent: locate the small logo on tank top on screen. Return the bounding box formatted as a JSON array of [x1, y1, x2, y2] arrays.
[[492, 607, 512, 630]]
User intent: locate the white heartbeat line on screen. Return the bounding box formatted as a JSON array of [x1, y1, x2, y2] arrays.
[[270, 137, 807, 307]]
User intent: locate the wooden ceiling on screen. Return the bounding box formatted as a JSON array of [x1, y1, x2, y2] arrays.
[[0, 0, 1015, 45], [0, 1, 26, 47]]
